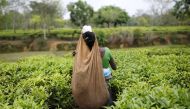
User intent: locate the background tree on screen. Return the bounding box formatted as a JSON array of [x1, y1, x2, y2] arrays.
[[130, 10, 152, 26], [116, 11, 129, 26], [128, 8, 181, 26], [144, 0, 174, 26], [0, 10, 12, 30], [148, 0, 173, 16], [0, 0, 7, 14], [95, 6, 129, 27], [30, 0, 63, 39], [173, 0, 190, 19], [0, 0, 7, 29], [30, 15, 41, 30], [21, 4, 31, 31], [5, 0, 29, 32], [160, 9, 180, 25], [136, 16, 150, 26], [54, 18, 64, 28], [67, 0, 93, 27]]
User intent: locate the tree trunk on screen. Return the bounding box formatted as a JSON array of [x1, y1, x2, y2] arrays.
[[107, 23, 110, 28], [47, 25, 50, 33], [34, 23, 37, 30], [13, 13, 16, 33], [4, 22, 8, 30], [114, 22, 117, 27], [43, 23, 47, 40]]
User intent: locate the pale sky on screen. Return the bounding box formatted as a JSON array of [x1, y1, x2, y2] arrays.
[[62, 0, 152, 19]]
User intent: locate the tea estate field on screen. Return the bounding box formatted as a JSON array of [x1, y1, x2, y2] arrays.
[[0, 46, 190, 109]]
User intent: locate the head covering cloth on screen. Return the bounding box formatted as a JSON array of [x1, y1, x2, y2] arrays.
[[72, 26, 109, 109]]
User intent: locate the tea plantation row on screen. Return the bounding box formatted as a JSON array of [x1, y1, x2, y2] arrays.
[[110, 46, 190, 109], [0, 46, 190, 108], [0, 26, 189, 39], [0, 55, 74, 108]]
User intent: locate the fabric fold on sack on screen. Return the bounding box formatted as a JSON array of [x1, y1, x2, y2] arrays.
[[72, 34, 109, 109]]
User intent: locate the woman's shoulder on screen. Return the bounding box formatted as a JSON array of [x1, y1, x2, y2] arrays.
[[100, 47, 111, 53], [105, 47, 111, 52]]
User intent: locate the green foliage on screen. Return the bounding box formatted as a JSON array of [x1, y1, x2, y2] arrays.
[[0, 46, 190, 108], [0, 56, 74, 108], [54, 18, 65, 28], [112, 84, 190, 109], [30, 15, 41, 30], [29, 0, 63, 38], [173, 0, 190, 19], [0, 0, 7, 6], [0, 0, 7, 14], [95, 6, 129, 27], [1, 26, 189, 39], [30, 0, 62, 19], [109, 46, 190, 108], [67, 0, 94, 26], [133, 28, 144, 37], [136, 16, 150, 26], [96, 31, 106, 46]]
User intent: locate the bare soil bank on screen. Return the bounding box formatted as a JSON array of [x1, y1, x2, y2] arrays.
[[0, 33, 190, 53]]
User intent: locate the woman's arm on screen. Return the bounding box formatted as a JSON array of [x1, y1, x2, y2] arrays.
[[109, 56, 117, 70]]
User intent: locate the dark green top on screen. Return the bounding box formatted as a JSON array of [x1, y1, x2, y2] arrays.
[[102, 47, 112, 68]]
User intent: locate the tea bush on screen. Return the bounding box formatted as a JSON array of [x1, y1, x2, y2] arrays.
[[0, 56, 74, 109], [110, 46, 190, 109], [0, 26, 189, 39], [0, 46, 190, 109]]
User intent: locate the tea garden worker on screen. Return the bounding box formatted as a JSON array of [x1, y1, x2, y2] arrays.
[[72, 27, 117, 80], [100, 47, 117, 80], [72, 25, 110, 109], [99, 46, 117, 106]]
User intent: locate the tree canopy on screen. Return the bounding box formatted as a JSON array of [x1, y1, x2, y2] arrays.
[[30, 0, 63, 38], [30, 0, 62, 24], [95, 6, 129, 27], [173, 0, 190, 19], [0, 0, 7, 14], [67, 0, 94, 27], [0, 0, 190, 30]]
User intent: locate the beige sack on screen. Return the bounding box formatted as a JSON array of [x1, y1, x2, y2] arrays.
[[72, 34, 109, 109]]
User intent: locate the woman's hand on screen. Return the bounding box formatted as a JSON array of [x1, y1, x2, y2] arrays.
[[72, 50, 77, 56]]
